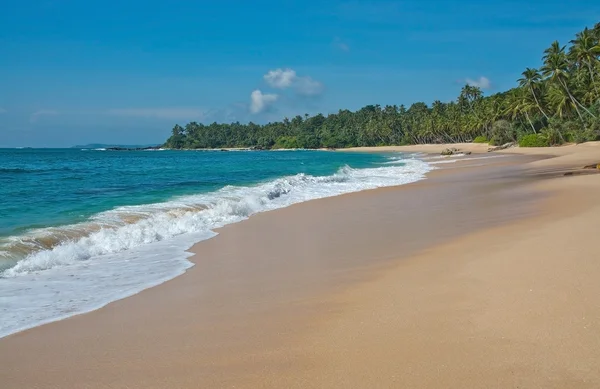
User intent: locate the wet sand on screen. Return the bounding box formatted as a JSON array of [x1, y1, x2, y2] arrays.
[[1, 147, 599, 388], [347, 141, 600, 168]]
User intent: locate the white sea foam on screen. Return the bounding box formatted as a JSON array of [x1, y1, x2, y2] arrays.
[[428, 155, 508, 165], [0, 159, 432, 338], [428, 159, 460, 164]]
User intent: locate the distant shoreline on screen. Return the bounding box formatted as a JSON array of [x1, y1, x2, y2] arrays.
[[71, 143, 161, 149]]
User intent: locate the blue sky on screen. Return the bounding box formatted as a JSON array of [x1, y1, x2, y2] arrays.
[[1, 0, 599, 147]]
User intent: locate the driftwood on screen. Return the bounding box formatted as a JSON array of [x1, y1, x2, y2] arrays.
[[583, 163, 600, 169], [487, 142, 515, 152]]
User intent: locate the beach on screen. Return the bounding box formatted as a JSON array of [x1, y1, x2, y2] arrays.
[[1, 144, 599, 388]]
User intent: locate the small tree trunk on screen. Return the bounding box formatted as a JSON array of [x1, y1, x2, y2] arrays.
[[525, 111, 537, 133], [530, 85, 549, 120], [560, 78, 595, 119], [588, 62, 599, 96]]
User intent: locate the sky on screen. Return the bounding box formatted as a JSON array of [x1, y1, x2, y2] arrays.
[[0, 0, 599, 147]]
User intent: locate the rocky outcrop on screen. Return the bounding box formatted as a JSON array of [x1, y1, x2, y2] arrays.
[[441, 148, 460, 156], [440, 148, 472, 156]]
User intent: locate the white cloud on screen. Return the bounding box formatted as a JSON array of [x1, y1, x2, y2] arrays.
[[30, 109, 59, 123], [465, 76, 491, 89], [295, 76, 324, 96], [107, 107, 207, 120], [336, 42, 350, 52], [333, 37, 350, 52], [250, 90, 278, 114], [264, 68, 297, 88], [263, 68, 324, 96]]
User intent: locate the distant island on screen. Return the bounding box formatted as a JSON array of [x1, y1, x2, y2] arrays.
[[163, 23, 600, 150], [73, 144, 161, 149]]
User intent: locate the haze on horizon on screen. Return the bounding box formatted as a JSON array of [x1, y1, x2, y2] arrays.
[[1, 0, 599, 147]]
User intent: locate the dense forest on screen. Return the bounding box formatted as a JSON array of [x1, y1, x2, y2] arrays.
[[164, 23, 600, 149]]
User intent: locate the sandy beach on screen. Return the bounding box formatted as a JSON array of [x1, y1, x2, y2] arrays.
[[1, 144, 599, 388]]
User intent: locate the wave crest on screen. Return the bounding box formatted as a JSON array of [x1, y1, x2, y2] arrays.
[[0, 157, 433, 338], [1, 160, 432, 277]]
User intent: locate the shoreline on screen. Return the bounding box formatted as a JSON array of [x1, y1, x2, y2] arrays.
[[0, 151, 432, 340], [1, 145, 599, 387], [0, 146, 537, 340]]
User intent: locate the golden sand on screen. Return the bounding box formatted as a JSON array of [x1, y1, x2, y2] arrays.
[[0, 145, 599, 388]]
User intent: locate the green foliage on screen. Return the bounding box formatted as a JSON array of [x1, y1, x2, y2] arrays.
[[544, 120, 574, 145], [490, 120, 516, 146], [571, 110, 600, 143], [473, 136, 489, 143], [273, 136, 301, 149], [518, 134, 549, 147], [163, 23, 600, 150]]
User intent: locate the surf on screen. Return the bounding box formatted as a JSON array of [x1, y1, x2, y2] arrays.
[[0, 155, 432, 338]]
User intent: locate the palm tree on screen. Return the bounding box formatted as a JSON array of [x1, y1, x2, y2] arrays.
[[541, 41, 594, 120], [460, 85, 483, 103], [593, 22, 600, 40], [569, 28, 600, 96], [547, 85, 575, 119], [518, 68, 549, 119], [504, 89, 537, 133]]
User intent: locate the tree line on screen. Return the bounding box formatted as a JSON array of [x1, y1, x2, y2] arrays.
[[164, 23, 600, 149]]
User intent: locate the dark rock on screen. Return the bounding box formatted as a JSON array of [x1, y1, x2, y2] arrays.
[[441, 147, 461, 156]]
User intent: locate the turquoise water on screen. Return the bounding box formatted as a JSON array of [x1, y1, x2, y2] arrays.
[[0, 149, 387, 240], [0, 148, 432, 338]]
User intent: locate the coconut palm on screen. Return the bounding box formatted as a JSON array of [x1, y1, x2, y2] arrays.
[[163, 23, 600, 150], [504, 88, 537, 133], [593, 22, 600, 40], [547, 85, 575, 119], [569, 28, 600, 96], [542, 41, 594, 120], [518, 68, 549, 119]]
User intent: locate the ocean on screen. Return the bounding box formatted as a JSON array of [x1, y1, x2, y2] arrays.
[[0, 148, 432, 337]]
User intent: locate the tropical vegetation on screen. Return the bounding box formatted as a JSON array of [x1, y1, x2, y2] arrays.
[[165, 23, 600, 149]]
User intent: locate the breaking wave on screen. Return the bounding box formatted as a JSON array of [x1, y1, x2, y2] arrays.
[[0, 158, 432, 337]]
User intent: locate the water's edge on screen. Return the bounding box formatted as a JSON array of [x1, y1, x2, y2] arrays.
[[1, 156, 433, 338]]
